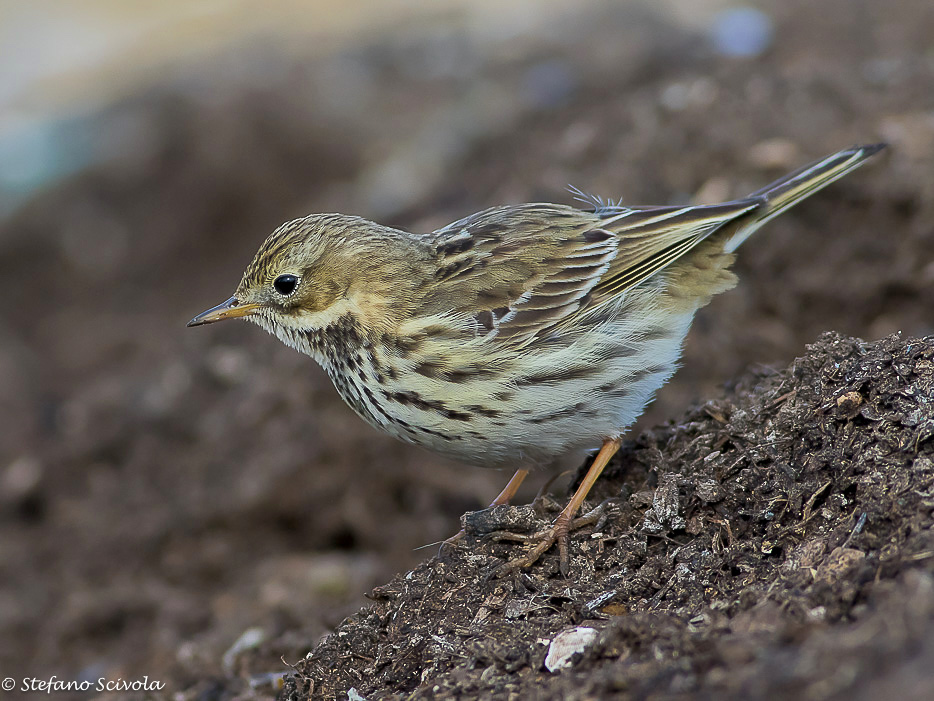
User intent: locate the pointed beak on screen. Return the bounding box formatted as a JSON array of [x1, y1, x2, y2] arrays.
[[187, 296, 261, 327]]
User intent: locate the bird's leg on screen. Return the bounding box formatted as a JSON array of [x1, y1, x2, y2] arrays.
[[530, 470, 571, 513], [441, 469, 530, 549], [488, 468, 530, 507], [498, 438, 621, 577]]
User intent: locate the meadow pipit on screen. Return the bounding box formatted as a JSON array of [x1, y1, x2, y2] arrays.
[[189, 144, 884, 575]]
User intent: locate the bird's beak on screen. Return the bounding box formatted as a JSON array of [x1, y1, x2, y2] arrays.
[[187, 296, 260, 327]]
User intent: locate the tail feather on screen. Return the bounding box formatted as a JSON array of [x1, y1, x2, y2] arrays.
[[723, 143, 886, 253]]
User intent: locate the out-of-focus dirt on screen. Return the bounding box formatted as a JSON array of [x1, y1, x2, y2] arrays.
[[0, 0, 932, 699]]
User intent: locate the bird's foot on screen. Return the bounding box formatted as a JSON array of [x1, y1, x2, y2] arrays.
[[492, 503, 606, 577], [436, 528, 466, 558]]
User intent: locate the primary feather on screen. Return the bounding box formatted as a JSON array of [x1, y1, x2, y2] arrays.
[[421, 143, 882, 349]]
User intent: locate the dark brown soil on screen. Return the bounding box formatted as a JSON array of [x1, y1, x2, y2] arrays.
[[1, 0, 932, 699], [284, 332, 934, 700]]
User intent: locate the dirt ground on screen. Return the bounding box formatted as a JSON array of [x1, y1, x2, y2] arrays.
[[285, 331, 934, 700], [1, 0, 933, 699]]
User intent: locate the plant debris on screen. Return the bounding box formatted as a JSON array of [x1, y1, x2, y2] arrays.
[[283, 332, 934, 700]]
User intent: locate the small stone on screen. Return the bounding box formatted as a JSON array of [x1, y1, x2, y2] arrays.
[[835, 391, 864, 419], [711, 7, 774, 58], [641, 473, 685, 534], [815, 547, 866, 585], [222, 627, 265, 674], [2, 455, 43, 502], [544, 627, 599, 672]]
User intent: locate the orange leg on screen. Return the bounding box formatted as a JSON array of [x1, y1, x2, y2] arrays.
[[488, 469, 529, 507], [501, 438, 620, 576]]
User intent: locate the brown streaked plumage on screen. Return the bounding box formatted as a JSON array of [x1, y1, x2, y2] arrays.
[[189, 144, 885, 575]]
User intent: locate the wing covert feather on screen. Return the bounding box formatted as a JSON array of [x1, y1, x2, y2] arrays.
[[422, 199, 761, 345]]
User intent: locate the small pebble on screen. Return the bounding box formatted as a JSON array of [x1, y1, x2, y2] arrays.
[[711, 8, 774, 57], [544, 627, 599, 672]]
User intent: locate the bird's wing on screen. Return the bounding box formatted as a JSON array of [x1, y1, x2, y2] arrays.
[[590, 200, 760, 297], [424, 200, 760, 346]]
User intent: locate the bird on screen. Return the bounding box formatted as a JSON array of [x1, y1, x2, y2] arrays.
[[188, 143, 884, 576]]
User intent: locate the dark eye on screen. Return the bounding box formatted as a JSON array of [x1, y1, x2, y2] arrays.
[[273, 274, 299, 296]]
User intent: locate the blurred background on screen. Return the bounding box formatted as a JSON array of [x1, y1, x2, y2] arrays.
[[0, 0, 932, 696]]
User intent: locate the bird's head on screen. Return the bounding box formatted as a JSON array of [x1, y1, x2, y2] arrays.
[[187, 214, 427, 351]]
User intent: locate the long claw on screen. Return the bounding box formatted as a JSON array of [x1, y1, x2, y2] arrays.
[[494, 522, 563, 577], [558, 542, 569, 576], [557, 523, 571, 577], [436, 529, 465, 559]]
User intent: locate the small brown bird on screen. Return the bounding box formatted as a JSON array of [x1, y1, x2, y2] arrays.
[[189, 144, 883, 575]]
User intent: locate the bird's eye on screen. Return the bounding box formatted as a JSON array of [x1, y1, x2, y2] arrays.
[[273, 274, 299, 296]]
